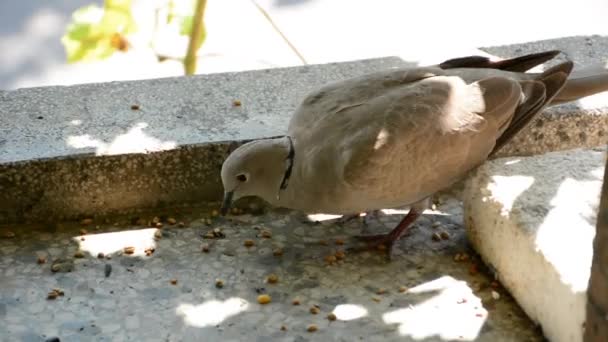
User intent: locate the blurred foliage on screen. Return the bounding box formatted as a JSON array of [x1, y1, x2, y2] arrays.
[[61, 0, 206, 74]]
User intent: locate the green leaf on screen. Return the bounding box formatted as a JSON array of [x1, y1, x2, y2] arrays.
[[61, 0, 136, 63]]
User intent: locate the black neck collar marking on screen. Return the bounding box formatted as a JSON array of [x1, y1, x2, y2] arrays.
[[279, 135, 295, 191]]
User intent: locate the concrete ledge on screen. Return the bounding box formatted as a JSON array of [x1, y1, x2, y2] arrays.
[[1, 37, 607, 224], [463, 147, 605, 342]]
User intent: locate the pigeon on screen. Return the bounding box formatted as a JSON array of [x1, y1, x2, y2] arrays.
[[220, 50, 608, 257]]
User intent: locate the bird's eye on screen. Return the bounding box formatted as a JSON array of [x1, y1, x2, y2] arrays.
[[236, 174, 248, 182]]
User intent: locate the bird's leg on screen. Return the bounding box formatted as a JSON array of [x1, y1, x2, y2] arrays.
[[350, 198, 429, 259], [353, 207, 421, 253]]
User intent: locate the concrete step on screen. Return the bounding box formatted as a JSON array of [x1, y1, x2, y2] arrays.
[[1, 36, 608, 225], [464, 147, 605, 342]]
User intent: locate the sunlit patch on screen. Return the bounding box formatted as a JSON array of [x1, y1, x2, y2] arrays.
[[74, 228, 158, 257], [70, 119, 82, 125], [504, 159, 520, 165], [306, 213, 343, 222], [488, 175, 534, 215], [576, 91, 608, 110], [332, 304, 368, 321], [535, 173, 601, 292], [374, 128, 390, 150], [66, 122, 177, 155], [383, 276, 486, 341], [176, 298, 249, 328]]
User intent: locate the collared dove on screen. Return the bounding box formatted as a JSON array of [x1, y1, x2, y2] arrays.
[[220, 50, 608, 257]]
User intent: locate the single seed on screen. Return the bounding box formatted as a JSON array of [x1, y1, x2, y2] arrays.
[[215, 279, 224, 288], [155, 222, 163, 229], [244, 239, 255, 247], [272, 248, 284, 256], [335, 238, 345, 245], [233, 100, 242, 107], [178, 221, 186, 228], [154, 230, 162, 240], [372, 297, 381, 302], [440, 231, 450, 240], [170, 279, 178, 285], [335, 250, 345, 260], [292, 299, 300, 306], [74, 250, 85, 258], [376, 288, 386, 295], [257, 294, 271, 304], [201, 243, 210, 253], [324, 255, 337, 264], [211, 210, 219, 217], [491, 290, 501, 300], [327, 313, 337, 321], [267, 274, 279, 284], [307, 324, 318, 332], [123, 246, 135, 255], [398, 286, 408, 293], [37, 256, 46, 264], [167, 217, 177, 225], [309, 306, 320, 314], [130, 104, 140, 110], [432, 221, 441, 228], [260, 230, 272, 238], [431, 232, 442, 241], [280, 325, 287, 331], [0, 230, 15, 238], [81, 218, 93, 225], [79, 229, 88, 235], [97, 252, 104, 259]]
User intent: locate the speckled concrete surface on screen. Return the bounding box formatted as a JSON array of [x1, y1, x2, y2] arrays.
[[0, 197, 542, 342]]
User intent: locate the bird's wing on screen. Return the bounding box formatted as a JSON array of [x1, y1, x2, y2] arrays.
[[333, 73, 527, 204]]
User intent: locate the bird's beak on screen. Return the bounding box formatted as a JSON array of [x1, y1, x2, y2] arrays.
[[220, 191, 234, 216]]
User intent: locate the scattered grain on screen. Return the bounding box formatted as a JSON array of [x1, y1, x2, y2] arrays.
[[123, 246, 135, 255]]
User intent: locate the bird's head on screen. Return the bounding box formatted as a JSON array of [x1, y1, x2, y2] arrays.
[[220, 136, 295, 215]]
